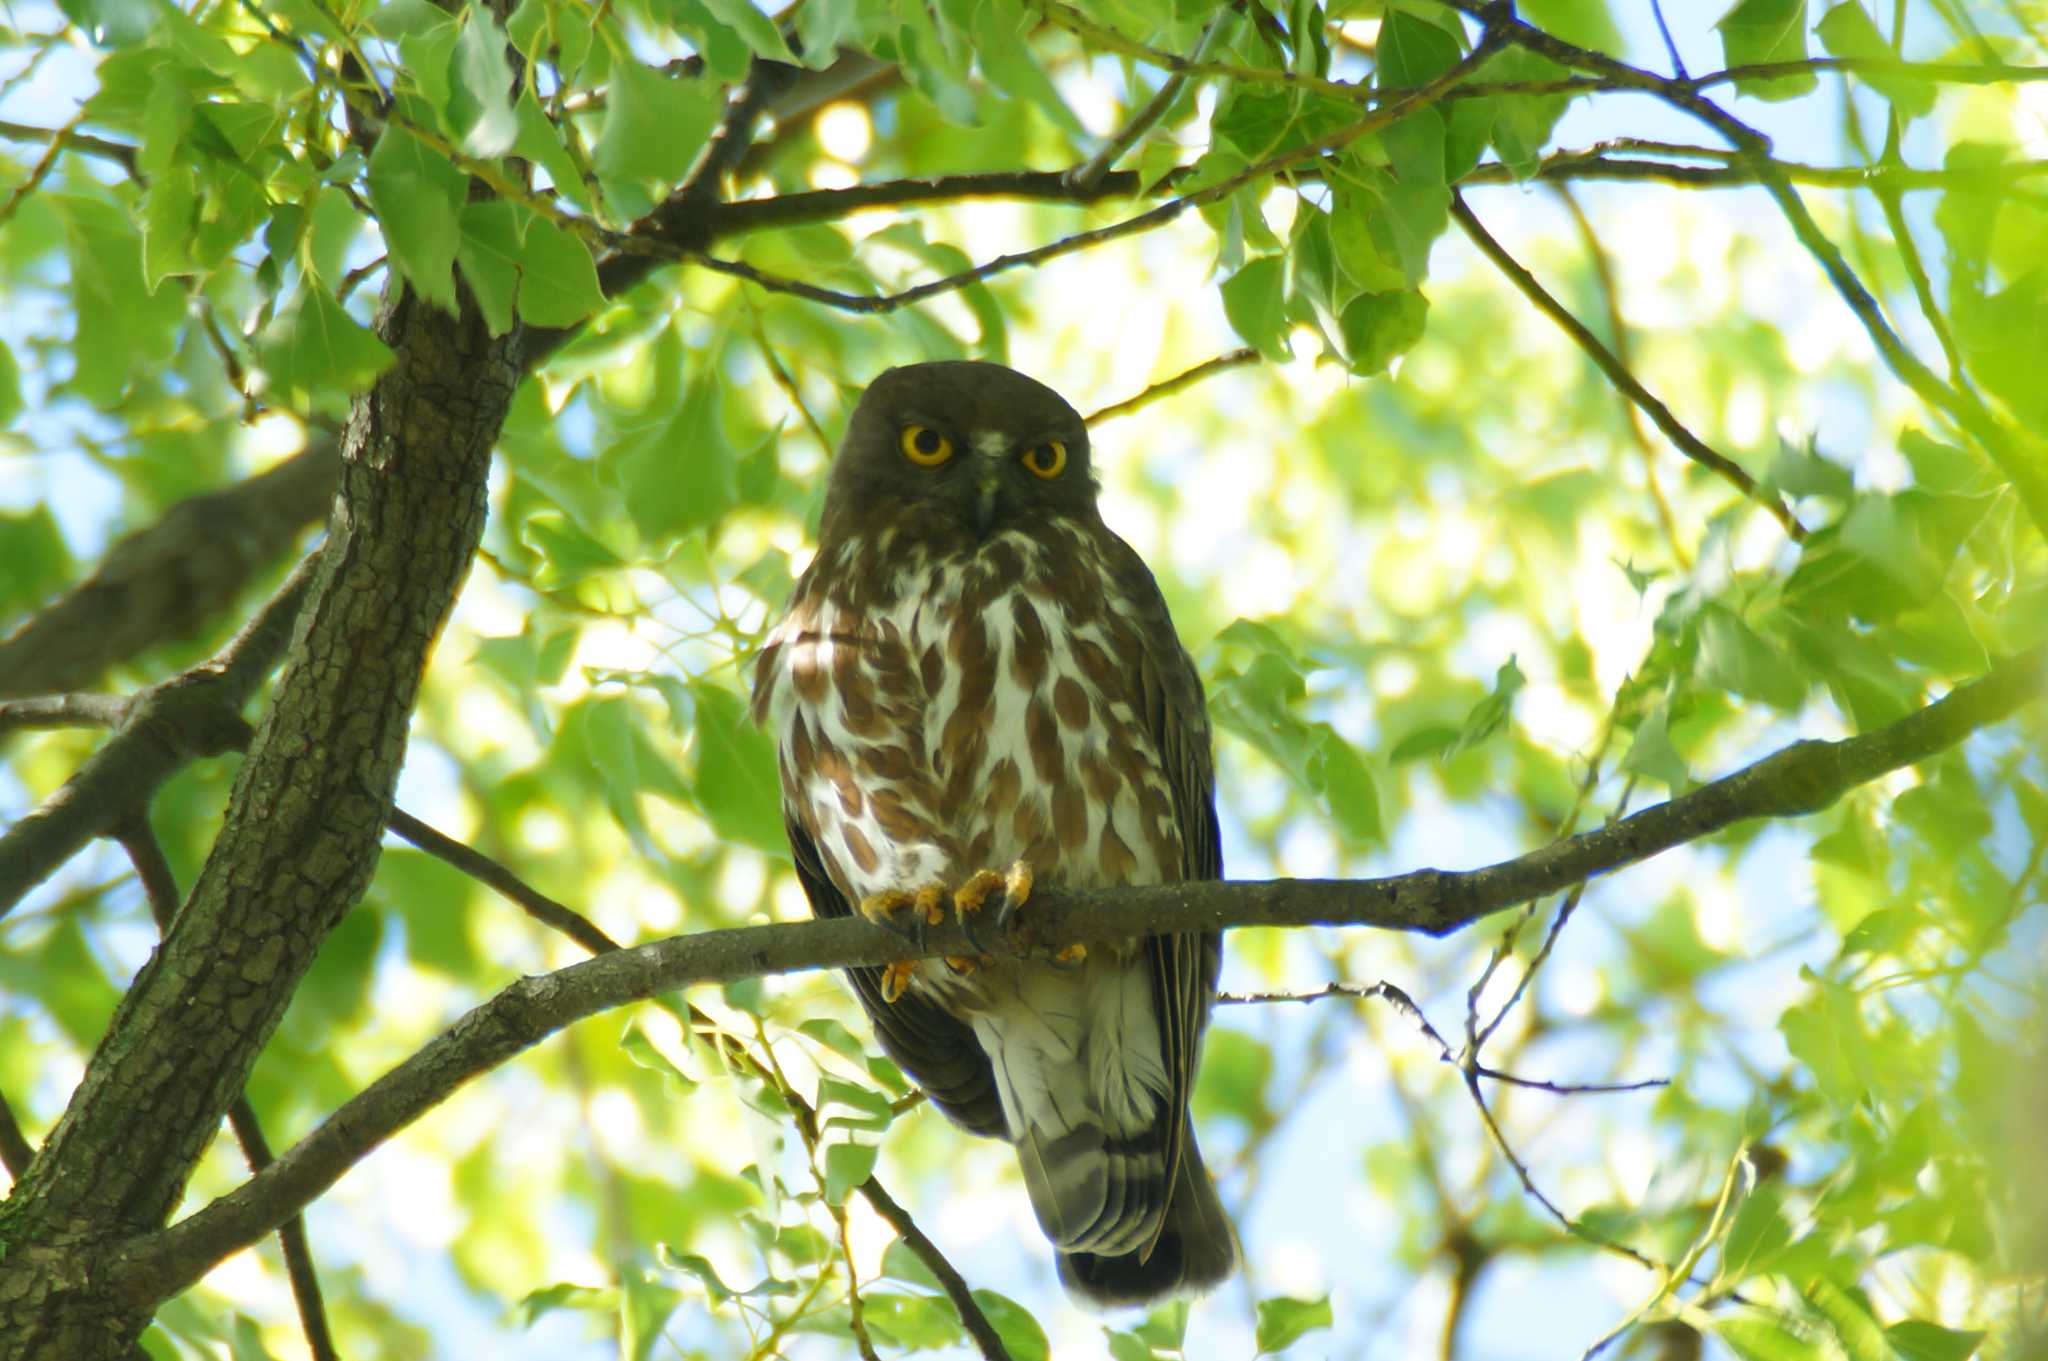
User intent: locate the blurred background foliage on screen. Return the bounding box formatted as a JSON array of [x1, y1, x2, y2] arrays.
[[1, 0, 2045, 1357]]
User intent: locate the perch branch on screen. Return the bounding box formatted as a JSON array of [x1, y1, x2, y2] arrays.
[[100, 645, 2043, 1300]]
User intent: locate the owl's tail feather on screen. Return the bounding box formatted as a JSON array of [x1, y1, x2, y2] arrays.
[[1050, 1125, 1236, 1307]]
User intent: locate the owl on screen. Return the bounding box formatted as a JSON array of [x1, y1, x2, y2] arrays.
[[750, 360, 1234, 1304]]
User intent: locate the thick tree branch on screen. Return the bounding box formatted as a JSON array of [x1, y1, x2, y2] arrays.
[[0, 440, 337, 699], [0, 556, 319, 917], [0, 694, 129, 739], [0, 1094, 30, 1183], [102, 646, 2042, 1300]]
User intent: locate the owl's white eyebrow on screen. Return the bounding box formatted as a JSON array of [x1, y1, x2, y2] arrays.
[[971, 431, 1009, 459]]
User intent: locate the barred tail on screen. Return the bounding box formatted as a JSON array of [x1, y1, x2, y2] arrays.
[[1052, 1125, 1235, 1307]]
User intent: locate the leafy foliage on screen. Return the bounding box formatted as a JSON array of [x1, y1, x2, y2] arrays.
[[1, 0, 2045, 1359]]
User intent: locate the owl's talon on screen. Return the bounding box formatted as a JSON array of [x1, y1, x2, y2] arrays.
[[943, 955, 980, 975], [859, 889, 928, 946], [1051, 943, 1087, 968], [879, 959, 918, 1003], [955, 860, 1034, 953]]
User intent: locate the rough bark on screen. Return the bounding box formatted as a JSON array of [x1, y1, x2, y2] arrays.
[[0, 290, 520, 1358]]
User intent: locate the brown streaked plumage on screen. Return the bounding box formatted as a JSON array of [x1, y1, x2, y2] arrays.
[[750, 360, 1235, 1305]]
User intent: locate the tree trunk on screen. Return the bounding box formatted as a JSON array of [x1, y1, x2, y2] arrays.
[[0, 289, 521, 1357]]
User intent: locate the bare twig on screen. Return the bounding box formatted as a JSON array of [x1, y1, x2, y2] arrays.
[[1452, 192, 1807, 542], [1220, 981, 1666, 1095], [859, 1180, 1014, 1361], [1085, 349, 1262, 425], [1066, 9, 1231, 193], [1550, 186, 1689, 568], [1440, 0, 2048, 539], [111, 819, 341, 1361], [684, 25, 1511, 315]]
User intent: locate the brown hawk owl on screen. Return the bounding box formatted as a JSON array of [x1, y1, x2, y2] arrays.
[[750, 361, 1235, 1304]]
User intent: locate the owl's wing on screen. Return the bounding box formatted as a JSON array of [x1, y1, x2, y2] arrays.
[[784, 813, 1009, 1140], [1121, 550, 1225, 1249]]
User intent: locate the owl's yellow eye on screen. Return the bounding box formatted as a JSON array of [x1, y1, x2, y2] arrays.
[[1021, 440, 1067, 479], [900, 425, 954, 466]]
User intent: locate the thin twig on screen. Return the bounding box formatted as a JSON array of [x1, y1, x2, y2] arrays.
[[1550, 186, 1690, 569], [1452, 192, 1807, 541], [112, 818, 342, 1361], [1085, 349, 1262, 425], [1440, 0, 2048, 539], [685, 24, 1511, 314], [1218, 981, 1668, 1095], [1650, 0, 1688, 80], [1067, 9, 1231, 193], [0, 108, 88, 230], [860, 1180, 1014, 1361]]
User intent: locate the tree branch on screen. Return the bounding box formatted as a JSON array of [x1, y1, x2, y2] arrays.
[[110, 820, 340, 1361], [0, 694, 130, 739], [103, 646, 2042, 1300], [0, 1092, 31, 1183], [0, 555, 319, 917], [384, 807, 1012, 1359], [1452, 192, 1807, 541], [0, 440, 337, 699], [1084, 349, 1261, 425]]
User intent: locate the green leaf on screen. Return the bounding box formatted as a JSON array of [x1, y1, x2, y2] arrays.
[[514, 218, 605, 327], [1815, 4, 1934, 116], [1715, 0, 1818, 100], [1311, 725, 1381, 845], [696, 0, 795, 61], [972, 0, 1085, 137], [1254, 1294, 1333, 1353], [613, 372, 738, 544], [140, 175, 195, 289], [822, 1141, 877, 1204], [257, 283, 396, 404], [1698, 607, 1807, 710], [620, 1022, 696, 1094], [1192, 1029, 1272, 1126], [456, 199, 525, 336], [446, 2, 518, 156], [1805, 1277, 1891, 1361], [0, 340, 22, 429], [517, 1281, 610, 1327], [1884, 1320, 1985, 1361], [971, 1292, 1050, 1361], [1779, 975, 1872, 1107], [593, 58, 721, 188], [1453, 656, 1526, 755], [1716, 1314, 1829, 1361], [367, 126, 467, 310], [689, 682, 787, 852], [863, 1291, 963, 1350], [1337, 290, 1429, 375], [1222, 256, 1289, 359]]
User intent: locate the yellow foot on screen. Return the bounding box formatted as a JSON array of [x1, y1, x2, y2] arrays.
[[1052, 943, 1087, 966], [879, 959, 918, 1004], [858, 884, 945, 932]]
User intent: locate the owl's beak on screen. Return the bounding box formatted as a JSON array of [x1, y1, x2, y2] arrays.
[[972, 471, 1003, 537]]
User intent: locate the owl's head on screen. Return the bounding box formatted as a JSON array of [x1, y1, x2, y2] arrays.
[[822, 361, 1097, 540]]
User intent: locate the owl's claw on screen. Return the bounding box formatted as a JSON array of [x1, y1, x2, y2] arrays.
[[879, 959, 918, 1004], [954, 860, 1034, 954], [858, 884, 945, 947]]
